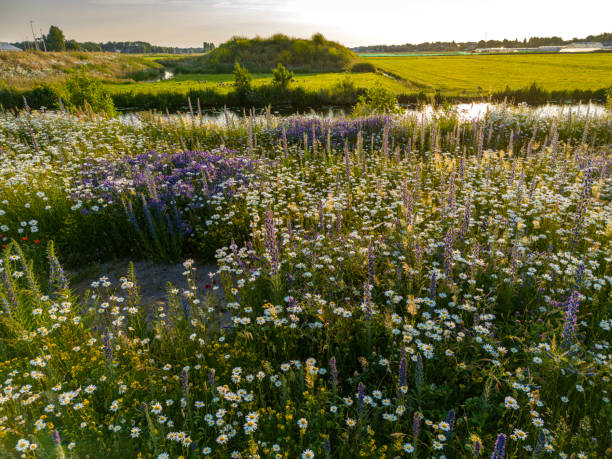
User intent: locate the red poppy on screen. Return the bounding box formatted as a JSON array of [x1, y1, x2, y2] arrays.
[[34, 240, 40, 244], [21, 236, 28, 241]]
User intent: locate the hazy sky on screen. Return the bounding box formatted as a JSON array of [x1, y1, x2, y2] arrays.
[[1, 0, 610, 47]]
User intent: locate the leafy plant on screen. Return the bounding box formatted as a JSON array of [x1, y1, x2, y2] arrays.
[[272, 63, 294, 88], [63, 72, 116, 115], [233, 61, 252, 99], [352, 84, 400, 116]]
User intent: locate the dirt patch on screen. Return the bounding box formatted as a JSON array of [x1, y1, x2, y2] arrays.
[[68, 259, 220, 309]]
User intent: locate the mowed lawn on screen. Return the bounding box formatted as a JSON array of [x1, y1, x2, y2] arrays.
[[363, 53, 612, 95]]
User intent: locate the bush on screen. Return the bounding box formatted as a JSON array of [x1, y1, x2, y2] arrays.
[[63, 72, 116, 115], [272, 63, 294, 88], [350, 62, 377, 73], [352, 84, 400, 116], [233, 61, 252, 100]]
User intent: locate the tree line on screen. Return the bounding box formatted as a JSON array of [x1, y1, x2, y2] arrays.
[[12, 25, 213, 54], [353, 32, 612, 53]]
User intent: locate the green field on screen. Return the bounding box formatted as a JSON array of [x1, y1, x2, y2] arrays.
[[105, 72, 406, 95], [363, 53, 612, 95], [104, 53, 612, 99]]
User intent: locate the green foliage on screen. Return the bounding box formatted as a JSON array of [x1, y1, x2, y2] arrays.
[[352, 84, 400, 116], [233, 61, 252, 98], [45, 25, 66, 52], [63, 72, 116, 115], [164, 33, 356, 74], [271, 63, 294, 88], [350, 62, 377, 73]]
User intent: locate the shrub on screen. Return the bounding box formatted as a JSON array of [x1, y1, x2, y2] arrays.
[[63, 72, 116, 115], [272, 63, 294, 88], [233, 61, 252, 100], [350, 62, 377, 73], [352, 84, 400, 116]]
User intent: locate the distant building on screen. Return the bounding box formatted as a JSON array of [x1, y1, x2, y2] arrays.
[[561, 42, 603, 52], [537, 46, 563, 52], [0, 42, 23, 51], [473, 47, 519, 54]]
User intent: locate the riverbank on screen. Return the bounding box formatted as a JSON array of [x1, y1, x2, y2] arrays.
[[1, 81, 610, 113]]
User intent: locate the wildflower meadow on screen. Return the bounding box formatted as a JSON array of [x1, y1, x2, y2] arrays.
[[0, 104, 610, 458]]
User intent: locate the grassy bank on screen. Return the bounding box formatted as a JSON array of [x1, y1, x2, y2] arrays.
[[2, 79, 609, 112], [0, 50, 163, 89]]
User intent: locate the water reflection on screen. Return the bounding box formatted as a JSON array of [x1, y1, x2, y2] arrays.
[[119, 102, 607, 125]]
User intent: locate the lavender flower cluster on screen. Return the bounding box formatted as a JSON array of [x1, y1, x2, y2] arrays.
[[71, 149, 258, 208], [272, 115, 393, 148]]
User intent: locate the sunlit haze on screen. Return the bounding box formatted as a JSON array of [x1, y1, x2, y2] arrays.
[[1, 0, 610, 47]]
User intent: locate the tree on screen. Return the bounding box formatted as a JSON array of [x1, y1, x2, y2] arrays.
[[233, 61, 252, 98], [272, 63, 293, 88], [46, 26, 66, 51]]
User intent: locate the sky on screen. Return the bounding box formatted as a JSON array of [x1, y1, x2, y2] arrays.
[[0, 0, 610, 48]]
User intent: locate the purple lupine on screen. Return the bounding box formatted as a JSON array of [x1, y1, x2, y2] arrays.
[[412, 412, 421, 438], [445, 409, 455, 434], [491, 433, 507, 459], [2, 270, 18, 309], [415, 354, 424, 389], [124, 199, 140, 231], [357, 382, 365, 415], [48, 247, 68, 291], [382, 121, 389, 156], [329, 357, 338, 388], [447, 172, 456, 215], [363, 282, 373, 320], [282, 126, 288, 157], [318, 200, 325, 232], [141, 195, 158, 240], [264, 209, 280, 276], [429, 272, 437, 300], [51, 430, 61, 446], [1, 296, 11, 316], [414, 243, 423, 271], [460, 194, 472, 238], [208, 370, 215, 390], [473, 438, 482, 457], [534, 431, 546, 457], [561, 290, 581, 348], [102, 331, 113, 363], [367, 243, 375, 286], [571, 167, 594, 246], [398, 356, 407, 390], [344, 142, 350, 179], [247, 117, 253, 154], [182, 367, 189, 395], [311, 123, 317, 155], [443, 230, 454, 279]]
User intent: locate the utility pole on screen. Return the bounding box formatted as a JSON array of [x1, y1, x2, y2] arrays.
[[30, 20, 40, 50], [39, 28, 47, 51]]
